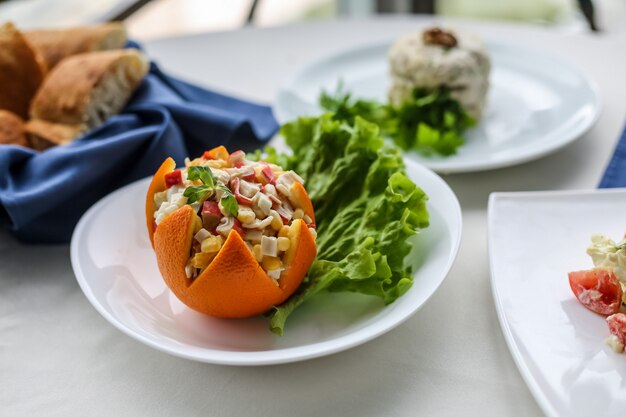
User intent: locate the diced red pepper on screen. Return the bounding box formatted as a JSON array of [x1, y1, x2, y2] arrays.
[[229, 150, 245, 168], [261, 165, 276, 185], [231, 177, 254, 205], [202, 201, 222, 230], [202, 146, 229, 161], [232, 218, 245, 236], [164, 170, 182, 188]]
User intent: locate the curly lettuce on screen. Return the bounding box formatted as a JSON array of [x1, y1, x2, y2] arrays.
[[266, 115, 429, 335], [320, 85, 475, 156]]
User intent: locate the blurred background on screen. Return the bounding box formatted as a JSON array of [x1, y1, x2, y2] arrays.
[[1, 0, 625, 38]]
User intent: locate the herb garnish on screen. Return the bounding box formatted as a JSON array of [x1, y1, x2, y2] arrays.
[[183, 166, 239, 216], [218, 184, 238, 217], [183, 166, 216, 203], [319, 83, 475, 156]]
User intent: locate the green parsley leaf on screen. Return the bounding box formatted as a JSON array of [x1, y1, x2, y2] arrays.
[[187, 166, 215, 188], [183, 185, 212, 204], [218, 184, 238, 217]]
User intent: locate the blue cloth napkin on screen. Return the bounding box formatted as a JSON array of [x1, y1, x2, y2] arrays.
[[0, 63, 279, 243], [599, 122, 626, 188]]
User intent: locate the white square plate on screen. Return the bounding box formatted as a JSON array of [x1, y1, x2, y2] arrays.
[[488, 189, 626, 417]]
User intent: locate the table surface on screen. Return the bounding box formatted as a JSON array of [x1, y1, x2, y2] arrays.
[[2, 16, 626, 417]]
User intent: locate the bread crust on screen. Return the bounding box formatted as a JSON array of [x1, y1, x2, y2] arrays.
[[30, 48, 149, 128], [24, 119, 82, 150], [0, 110, 28, 147], [0, 22, 46, 118], [24, 23, 127, 70]]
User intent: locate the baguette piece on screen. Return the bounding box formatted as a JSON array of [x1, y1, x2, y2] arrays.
[[24, 23, 127, 70], [25, 119, 82, 150], [0, 109, 28, 147], [30, 48, 149, 131], [0, 22, 46, 118]]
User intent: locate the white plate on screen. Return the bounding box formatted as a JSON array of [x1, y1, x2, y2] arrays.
[[70, 159, 462, 366], [275, 41, 600, 173], [488, 189, 626, 417]]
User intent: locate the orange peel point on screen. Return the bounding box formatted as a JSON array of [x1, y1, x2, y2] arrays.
[[290, 181, 315, 224], [145, 157, 176, 248]]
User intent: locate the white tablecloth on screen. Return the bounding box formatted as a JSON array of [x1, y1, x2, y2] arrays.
[[2, 17, 626, 417]]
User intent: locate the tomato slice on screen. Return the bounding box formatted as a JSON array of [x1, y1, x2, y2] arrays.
[[568, 268, 623, 315], [607, 313, 626, 347]]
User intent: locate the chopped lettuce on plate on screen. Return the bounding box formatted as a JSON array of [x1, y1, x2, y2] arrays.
[[320, 85, 475, 156]]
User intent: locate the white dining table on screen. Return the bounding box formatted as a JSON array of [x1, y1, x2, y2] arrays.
[[2, 16, 626, 417]]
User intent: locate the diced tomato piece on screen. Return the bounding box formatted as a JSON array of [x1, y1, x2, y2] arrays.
[[607, 313, 626, 348], [202, 201, 222, 230], [164, 170, 182, 188], [232, 218, 244, 236], [308, 223, 316, 229], [261, 165, 276, 185], [568, 268, 623, 315]]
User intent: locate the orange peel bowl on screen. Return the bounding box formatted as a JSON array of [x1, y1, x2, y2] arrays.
[[145, 150, 317, 318]]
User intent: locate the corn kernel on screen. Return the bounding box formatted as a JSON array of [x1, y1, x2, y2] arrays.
[[237, 207, 256, 224], [191, 251, 216, 269], [270, 213, 283, 231], [278, 225, 290, 238], [253, 244, 263, 262], [277, 237, 290, 252], [262, 256, 282, 272], [192, 215, 202, 234], [308, 227, 317, 240], [303, 215, 312, 225], [289, 222, 299, 238], [201, 235, 223, 253], [293, 208, 304, 220]]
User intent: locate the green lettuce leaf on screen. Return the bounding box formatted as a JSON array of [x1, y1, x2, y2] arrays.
[[319, 85, 475, 156], [267, 115, 429, 335]]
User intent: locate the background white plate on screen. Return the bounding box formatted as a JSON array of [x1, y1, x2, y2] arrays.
[[275, 41, 600, 173], [488, 189, 626, 417], [70, 159, 462, 366]]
